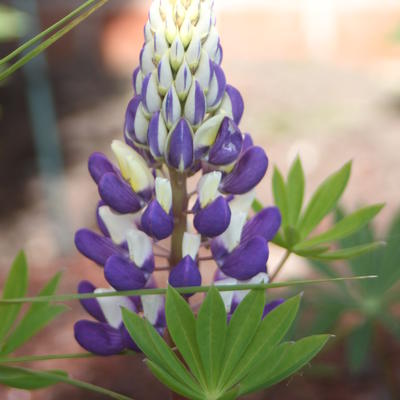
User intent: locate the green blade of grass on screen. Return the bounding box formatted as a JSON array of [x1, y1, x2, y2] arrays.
[[0, 0, 109, 81], [0, 276, 378, 305]]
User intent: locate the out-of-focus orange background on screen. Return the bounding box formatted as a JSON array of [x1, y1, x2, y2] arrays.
[[0, 0, 399, 399]]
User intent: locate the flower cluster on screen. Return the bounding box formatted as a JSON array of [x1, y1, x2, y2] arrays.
[[74, 0, 281, 355]]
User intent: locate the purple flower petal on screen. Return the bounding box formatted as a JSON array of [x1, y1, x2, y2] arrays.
[[166, 119, 194, 171], [104, 254, 147, 291], [221, 146, 268, 195], [210, 238, 230, 266], [207, 63, 226, 109], [241, 207, 282, 243], [221, 236, 269, 280], [98, 172, 143, 214], [96, 201, 110, 237], [242, 133, 253, 152], [208, 117, 243, 165], [148, 111, 167, 159], [225, 85, 244, 125], [169, 256, 202, 295], [263, 299, 285, 318], [78, 281, 106, 323], [194, 196, 231, 237], [88, 153, 115, 184], [141, 200, 174, 240], [75, 229, 122, 266], [184, 80, 206, 126], [74, 320, 125, 356]]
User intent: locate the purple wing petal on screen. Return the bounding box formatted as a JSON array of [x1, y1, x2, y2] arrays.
[[88, 153, 115, 184], [194, 196, 231, 237], [74, 320, 125, 356], [78, 281, 106, 323], [141, 200, 174, 240], [104, 254, 147, 291], [241, 207, 282, 243], [208, 117, 243, 166], [221, 236, 269, 280], [75, 229, 121, 266], [226, 85, 244, 125], [169, 256, 202, 295], [98, 172, 143, 214], [221, 146, 268, 195]]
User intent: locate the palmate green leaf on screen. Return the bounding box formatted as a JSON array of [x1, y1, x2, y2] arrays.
[[121, 308, 201, 395], [146, 360, 204, 400], [346, 322, 372, 373], [310, 242, 384, 261], [295, 204, 384, 250], [196, 287, 227, 390], [217, 290, 265, 389], [239, 335, 331, 396], [0, 251, 28, 344], [287, 157, 305, 226], [273, 167, 289, 227], [298, 162, 352, 238], [0, 365, 67, 389], [165, 286, 206, 388], [1, 272, 66, 355], [223, 294, 301, 390]]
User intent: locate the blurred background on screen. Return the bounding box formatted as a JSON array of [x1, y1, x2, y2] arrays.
[[0, 0, 399, 399]]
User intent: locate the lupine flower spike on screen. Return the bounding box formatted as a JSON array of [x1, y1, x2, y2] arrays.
[[74, 0, 282, 355]]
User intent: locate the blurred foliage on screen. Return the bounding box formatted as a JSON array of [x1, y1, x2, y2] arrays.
[[0, 5, 30, 42], [254, 157, 384, 269], [302, 209, 400, 373]]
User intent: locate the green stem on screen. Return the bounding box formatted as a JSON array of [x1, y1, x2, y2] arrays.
[[0, 352, 130, 364], [0, 0, 100, 65], [168, 168, 188, 267], [0, 276, 377, 304], [270, 250, 291, 282], [0, 0, 109, 82]]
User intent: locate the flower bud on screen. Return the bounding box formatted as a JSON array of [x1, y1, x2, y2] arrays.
[[175, 60, 193, 100], [184, 80, 206, 127], [170, 35, 185, 70], [165, 119, 194, 171], [132, 66, 143, 95], [195, 51, 213, 92], [206, 63, 226, 111], [140, 41, 155, 76], [157, 54, 174, 95], [148, 111, 168, 159], [124, 97, 149, 145], [141, 73, 162, 115], [219, 85, 244, 125], [162, 85, 182, 129]]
